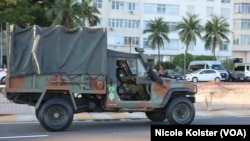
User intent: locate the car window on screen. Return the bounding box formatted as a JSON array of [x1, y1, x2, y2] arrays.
[[200, 70, 206, 74], [209, 70, 216, 73]]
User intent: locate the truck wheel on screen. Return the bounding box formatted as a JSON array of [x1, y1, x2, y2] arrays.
[[145, 111, 167, 121], [166, 97, 195, 125], [38, 98, 73, 132]]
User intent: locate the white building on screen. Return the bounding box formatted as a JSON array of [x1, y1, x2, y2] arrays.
[[94, 0, 233, 63], [233, 0, 250, 63]]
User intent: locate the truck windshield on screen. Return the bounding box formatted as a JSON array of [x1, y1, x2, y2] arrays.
[[127, 59, 147, 77], [211, 65, 225, 70]]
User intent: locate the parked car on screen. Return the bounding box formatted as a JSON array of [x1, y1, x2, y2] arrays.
[[227, 70, 245, 82], [185, 69, 221, 82], [0, 67, 6, 84], [160, 69, 184, 80]]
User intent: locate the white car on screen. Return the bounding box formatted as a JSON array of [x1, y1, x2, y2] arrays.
[[185, 69, 221, 82], [0, 68, 7, 84]]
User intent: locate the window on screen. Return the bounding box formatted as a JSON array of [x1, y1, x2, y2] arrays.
[[124, 2, 139, 11], [127, 59, 137, 75], [108, 19, 139, 28], [187, 5, 195, 14], [166, 5, 179, 15], [124, 19, 139, 28], [110, 1, 124, 10], [234, 19, 250, 29], [93, 0, 102, 8], [234, 3, 250, 14], [157, 4, 166, 14], [220, 42, 229, 51], [189, 64, 206, 71], [233, 35, 239, 45], [124, 37, 139, 46], [206, 7, 214, 17], [221, 8, 230, 19], [108, 36, 123, 45], [143, 21, 150, 30], [144, 3, 155, 13], [167, 22, 178, 32], [221, 0, 230, 3], [143, 38, 151, 48], [164, 39, 179, 50]]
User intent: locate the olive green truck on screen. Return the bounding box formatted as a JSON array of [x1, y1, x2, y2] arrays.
[[2, 25, 197, 132]]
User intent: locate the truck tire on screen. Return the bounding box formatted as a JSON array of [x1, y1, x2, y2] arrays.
[[145, 111, 167, 121], [38, 98, 73, 132], [166, 97, 195, 125]]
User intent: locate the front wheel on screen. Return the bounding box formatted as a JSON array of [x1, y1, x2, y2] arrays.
[[145, 110, 167, 121], [38, 98, 73, 132], [192, 77, 198, 83], [166, 97, 195, 125], [214, 77, 220, 82]]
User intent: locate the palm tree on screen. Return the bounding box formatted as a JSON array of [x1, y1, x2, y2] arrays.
[[76, 0, 100, 27], [203, 15, 231, 59], [175, 13, 203, 75], [45, 0, 82, 28], [143, 17, 170, 69]]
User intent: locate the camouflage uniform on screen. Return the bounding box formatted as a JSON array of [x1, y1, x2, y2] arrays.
[[116, 62, 145, 99]]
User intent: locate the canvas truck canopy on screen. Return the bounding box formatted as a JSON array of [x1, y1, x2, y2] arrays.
[[9, 25, 107, 76]]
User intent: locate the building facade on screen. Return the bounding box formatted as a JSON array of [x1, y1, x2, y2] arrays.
[[94, 0, 234, 63], [233, 0, 250, 63]]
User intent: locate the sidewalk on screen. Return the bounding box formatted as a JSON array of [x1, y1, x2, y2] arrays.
[[0, 82, 250, 122]]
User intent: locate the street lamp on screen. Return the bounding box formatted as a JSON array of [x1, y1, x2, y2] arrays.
[[0, 22, 2, 67]]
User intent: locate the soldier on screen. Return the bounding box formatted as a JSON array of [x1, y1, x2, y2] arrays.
[[116, 60, 146, 100]]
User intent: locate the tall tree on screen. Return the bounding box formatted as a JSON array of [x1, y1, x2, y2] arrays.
[[45, 0, 82, 28], [143, 17, 170, 69], [0, 0, 38, 28], [75, 0, 100, 27], [203, 15, 231, 59], [175, 13, 203, 75]]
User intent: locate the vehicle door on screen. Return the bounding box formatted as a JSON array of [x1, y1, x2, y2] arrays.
[[207, 70, 219, 81], [198, 70, 211, 81]]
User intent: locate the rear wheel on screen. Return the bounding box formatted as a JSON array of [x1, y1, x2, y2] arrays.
[[145, 110, 167, 121], [166, 97, 195, 125], [38, 98, 73, 132]]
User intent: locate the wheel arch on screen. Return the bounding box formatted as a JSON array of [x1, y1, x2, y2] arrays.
[[160, 87, 196, 107], [35, 89, 76, 111]]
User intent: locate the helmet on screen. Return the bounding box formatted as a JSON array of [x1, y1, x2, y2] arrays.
[[117, 60, 126, 67]]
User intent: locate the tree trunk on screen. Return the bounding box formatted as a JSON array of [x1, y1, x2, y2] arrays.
[[184, 49, 187, 75], [158, 44, 160, 69]]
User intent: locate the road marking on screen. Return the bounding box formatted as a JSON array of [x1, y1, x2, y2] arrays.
[[0, 135, 48, 139]]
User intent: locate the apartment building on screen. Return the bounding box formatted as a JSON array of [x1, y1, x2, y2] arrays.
[[233, 0, 250, 63], [94, 0, 234, 63]]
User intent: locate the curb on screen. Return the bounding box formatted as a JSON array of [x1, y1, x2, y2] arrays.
[[1, 110, 250, 123]]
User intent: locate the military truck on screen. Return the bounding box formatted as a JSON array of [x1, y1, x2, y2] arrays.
[[2, 25, 197, 132]]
